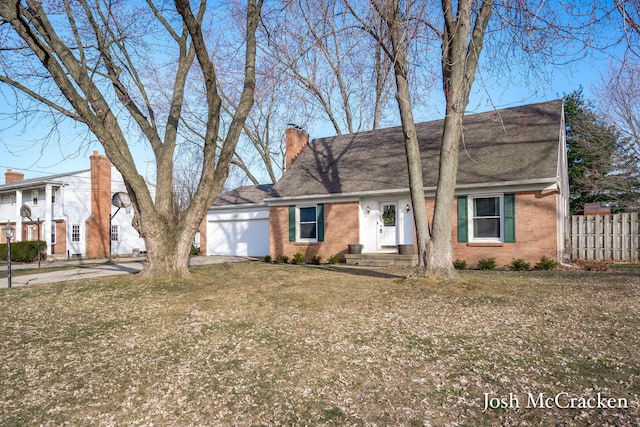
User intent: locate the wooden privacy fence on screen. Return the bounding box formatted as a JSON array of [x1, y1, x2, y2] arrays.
[[569, 213, 640, 261]]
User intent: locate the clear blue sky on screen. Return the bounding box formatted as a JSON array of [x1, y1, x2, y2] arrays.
[[0, 45, 616, 182]]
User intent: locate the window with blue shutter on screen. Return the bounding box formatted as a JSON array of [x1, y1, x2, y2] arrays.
[[317, 204, 324, 242], [457, 197, 468, 243], [290, 204, 324, 242], [459, 194, 515, 243], [503, 194, 516, 243], [288, 206, 295, 242]]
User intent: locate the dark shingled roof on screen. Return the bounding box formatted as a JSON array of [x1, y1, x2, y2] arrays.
[[269, 100, 563, 199], [212, 183, 274, 206]]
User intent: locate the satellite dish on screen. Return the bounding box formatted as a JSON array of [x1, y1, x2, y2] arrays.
[[20, 204, 32, 219], [111, 192, 132, 208]]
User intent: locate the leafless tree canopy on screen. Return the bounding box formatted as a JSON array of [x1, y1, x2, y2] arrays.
[[0, 0, 264, 277]]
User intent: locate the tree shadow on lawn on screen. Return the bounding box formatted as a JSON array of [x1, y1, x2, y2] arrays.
[[77, 264, 141, 274], [316, 264, 405, 279]]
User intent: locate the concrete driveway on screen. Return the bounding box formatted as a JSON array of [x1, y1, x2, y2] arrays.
[[0, 256, 251, 288]]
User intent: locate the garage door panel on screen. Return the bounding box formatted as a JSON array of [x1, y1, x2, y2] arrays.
[[208, 218, 269, 257]]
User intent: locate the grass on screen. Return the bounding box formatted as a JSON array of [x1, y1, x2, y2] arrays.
[[1, 262, 639, 426]]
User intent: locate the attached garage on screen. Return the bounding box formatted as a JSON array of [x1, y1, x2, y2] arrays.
[[207, 208, 269, 257], [205, 184, 273, 258]]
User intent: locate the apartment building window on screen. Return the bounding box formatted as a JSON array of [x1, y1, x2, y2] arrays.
[[111, 225, 119, 241]]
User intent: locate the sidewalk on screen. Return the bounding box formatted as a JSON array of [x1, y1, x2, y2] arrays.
[[0, 256, 251, 288]]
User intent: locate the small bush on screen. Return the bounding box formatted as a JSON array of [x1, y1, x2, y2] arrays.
[[275, 255, 289, 264], [535, 256, 559, 271], [310, 255, 322, 265], [190, 245, 200, 256], [263, 255, 272, 263], [510, 258, 531, 271], [0, 240, 47, 263], [477, 258, 497, 270], [292, 252, 306, 265], [328, 254, 341, 264], [453, 259, 468, 270]]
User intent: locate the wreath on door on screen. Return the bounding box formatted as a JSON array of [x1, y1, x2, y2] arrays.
[[382, 207, 396, 226]]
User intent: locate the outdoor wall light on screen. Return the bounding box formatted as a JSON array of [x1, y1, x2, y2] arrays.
[[405, 204, 411, 212], [366, 206, 371, 214]]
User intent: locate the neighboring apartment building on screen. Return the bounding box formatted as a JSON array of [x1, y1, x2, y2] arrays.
[[0, 151, 146, 260]]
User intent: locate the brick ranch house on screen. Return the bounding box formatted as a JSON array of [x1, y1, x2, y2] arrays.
[[0, 151, 146, 260], [204, 100, 569, 266]]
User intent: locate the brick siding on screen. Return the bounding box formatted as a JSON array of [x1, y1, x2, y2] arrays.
[[270, 201, 359, 262], [86, 153, 112, 259], [451, 190, 559, 266], [270, 190, 559, 266], [52, 221, 67, 256]]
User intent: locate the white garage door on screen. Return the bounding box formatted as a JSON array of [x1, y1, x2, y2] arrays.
[[207, 218, 269, 257]]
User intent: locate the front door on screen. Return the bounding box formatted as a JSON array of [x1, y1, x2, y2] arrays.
[[378, 202, 397, 251]]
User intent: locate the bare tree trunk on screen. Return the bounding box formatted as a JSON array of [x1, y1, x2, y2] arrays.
[[384, 0, 431, 268], [0, 0, 263, 278], [422, 0, 493, 278]]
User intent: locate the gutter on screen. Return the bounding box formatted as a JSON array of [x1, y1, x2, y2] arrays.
[[264, 177, 560, 205]]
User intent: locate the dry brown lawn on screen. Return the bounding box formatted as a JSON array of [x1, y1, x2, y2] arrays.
[[1, 261, 639, 426]]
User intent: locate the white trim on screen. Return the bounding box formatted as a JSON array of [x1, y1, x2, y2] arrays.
[[208, 202, 268, 211], [264, 178, 559, 205], [296, 204, 318, 243], [468, 194, 504, 243]]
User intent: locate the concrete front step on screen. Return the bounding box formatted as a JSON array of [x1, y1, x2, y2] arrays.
[[344, 253, 418, 267]]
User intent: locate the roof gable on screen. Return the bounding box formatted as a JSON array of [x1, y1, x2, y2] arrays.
[[270, 100, 563, 199]]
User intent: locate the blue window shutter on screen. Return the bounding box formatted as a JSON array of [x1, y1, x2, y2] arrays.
[[317, 204, 325, 242], [504, 194, 516, 243], [288, 206, 295, 242], [457, 196, 468, 243]]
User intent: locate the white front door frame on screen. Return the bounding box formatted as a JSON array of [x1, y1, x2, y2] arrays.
[[377, 201, 398, 251]]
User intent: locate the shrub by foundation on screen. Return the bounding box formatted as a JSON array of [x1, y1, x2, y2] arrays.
[[477, 258, 497, 270]]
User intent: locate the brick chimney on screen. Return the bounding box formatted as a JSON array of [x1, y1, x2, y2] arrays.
[[5, 169, 24, 184], [285, 126, 309, 170], [86, 151, 112, 259]]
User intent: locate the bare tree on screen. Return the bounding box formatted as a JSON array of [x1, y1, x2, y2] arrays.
[[349, 0, 492, 278], [0, 0, 263, 277], [347, 0, 599, 278], [260, 0, 399, 136], [597, 62, 640, 158], [200, 0, 401, 190]]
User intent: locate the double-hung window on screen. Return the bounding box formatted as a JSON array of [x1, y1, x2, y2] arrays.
[[457, 194, 515, 243], [32, 189, 39, 206], [472, 196, 502, 240], [288, 204, 325, 243], [111, 225, 119, 241], [298, 206, 317, 241], [72, 224, 81, 242]]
